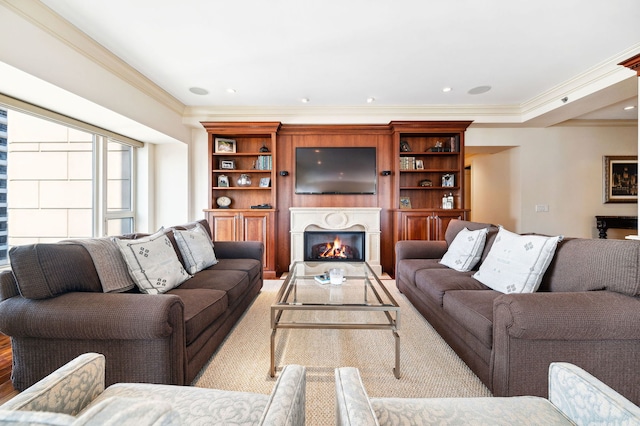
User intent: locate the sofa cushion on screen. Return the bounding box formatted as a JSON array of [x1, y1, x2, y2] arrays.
[[473, 227, 562, 294], [415, 268, 489, 307], [397, 259, 448, 289], [167, 288, 228, 345], [115, 230, 191, 294], [210, 258, 263, 284], [540, 238, 640, 296], [440, 227, 489, 272], [443, 290, 501, 350], [177, 269, 250, 306], [9, 244, 102, 300], [172, 223, 218, 274]]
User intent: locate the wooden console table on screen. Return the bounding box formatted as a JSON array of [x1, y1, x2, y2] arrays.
[[595, 215, 638, 239]]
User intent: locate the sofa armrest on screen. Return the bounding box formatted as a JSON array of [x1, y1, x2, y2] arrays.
[[0, 271, 19, 302], [494, 291, 640, 340], [0, 292, 183, 340], [492, 291, 640, 402], [0, 353, 104, 415], [335, 367, 379, 426], [548, 362, 640, 424], [395, 240, 448, 262], [260, 364, 306, 426], [213, 241, 263, 262]]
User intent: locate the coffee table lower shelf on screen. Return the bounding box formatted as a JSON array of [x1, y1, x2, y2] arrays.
[[270, 307, 401, 379]]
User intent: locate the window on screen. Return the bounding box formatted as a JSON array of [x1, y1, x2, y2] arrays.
[[3, 108, 139, 266]]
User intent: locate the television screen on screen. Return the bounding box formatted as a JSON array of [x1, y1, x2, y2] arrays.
[[295, 147, 377, 194]]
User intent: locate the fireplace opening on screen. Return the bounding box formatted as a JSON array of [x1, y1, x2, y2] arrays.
[[304, 231, 365, 262]]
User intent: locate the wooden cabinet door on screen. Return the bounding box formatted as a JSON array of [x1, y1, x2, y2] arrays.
[[239, 211, 275, 276], [397, 211, 435, 240], [431, 211, 466, 241], [207, 212, 239, 241], [397, 210, 467, 241]]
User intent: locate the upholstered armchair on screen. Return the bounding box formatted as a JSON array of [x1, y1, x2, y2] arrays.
[[335, 362, 640, 425], [0, 352, 306, 425]]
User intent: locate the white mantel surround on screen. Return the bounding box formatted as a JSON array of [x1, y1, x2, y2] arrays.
[[290, 207, 382, 275]]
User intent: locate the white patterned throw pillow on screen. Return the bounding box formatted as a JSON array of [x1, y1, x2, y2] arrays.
[[172, 223, 218, 274], [472, 226, 563, 294], [439, 227, 489, 272], [115, 229, 191, 294]]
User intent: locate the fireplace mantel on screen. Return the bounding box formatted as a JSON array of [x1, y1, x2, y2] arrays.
[[290, 207, 382, 274]]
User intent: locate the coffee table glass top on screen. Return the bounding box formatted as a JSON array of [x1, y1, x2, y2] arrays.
[[275, 261, 398, 308]]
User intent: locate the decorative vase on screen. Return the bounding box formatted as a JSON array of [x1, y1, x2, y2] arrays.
[[237, 174, 252, 187]]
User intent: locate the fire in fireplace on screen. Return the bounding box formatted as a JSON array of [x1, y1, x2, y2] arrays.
[[304, 231, 365, 262]]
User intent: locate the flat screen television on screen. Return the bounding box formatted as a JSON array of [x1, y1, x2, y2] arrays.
[[295, 147, 377, 194]]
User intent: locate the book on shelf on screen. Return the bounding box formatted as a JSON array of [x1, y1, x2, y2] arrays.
[[255, 155, 272, 170], [400, 157, 416, 170]]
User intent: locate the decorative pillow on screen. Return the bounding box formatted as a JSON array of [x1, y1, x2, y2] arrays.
[[172, 223, 218, 274], [114, 229, 191, 294], [472, 227, 563, 294], [439, 227, 489, 272]]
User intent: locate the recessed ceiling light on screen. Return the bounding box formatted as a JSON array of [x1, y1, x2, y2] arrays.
[[624, 105, 636, 110], [301, 98, 310, 103], [468, 85, 492, 95], [226, 88, 237, 94], [442, 87, 452, 93], [189, 87, 209, 95], [367, 97, 375, 103]]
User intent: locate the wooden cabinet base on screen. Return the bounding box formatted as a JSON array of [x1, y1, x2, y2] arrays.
[[205, 210, 277, 279]]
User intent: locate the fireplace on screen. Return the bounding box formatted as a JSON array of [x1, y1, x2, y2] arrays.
[[290, 208, 382, 275], [304, 231, 365, 262]]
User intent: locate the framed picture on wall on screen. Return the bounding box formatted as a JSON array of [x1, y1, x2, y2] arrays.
[[603, 155, 638, 203]]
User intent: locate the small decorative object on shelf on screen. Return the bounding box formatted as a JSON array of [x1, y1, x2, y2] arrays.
[[259, 143, 270, 152], [216, 196, 231, 208], [214, 137, 236, 153], [218, 175, 229, 187], [400, 196, 412, 209], [442, 173, 455, 187], [415, 159, 424, 169], [419, 179, 432, 187], [259, 177, 271, 187], [237, 174, 252, 187], [220, 159, 235, 169], [400, 140, 411, 152], [429, 141, 444, 152], [441, 193, 454, 209]]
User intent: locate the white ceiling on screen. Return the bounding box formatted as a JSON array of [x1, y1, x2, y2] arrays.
[[30, 0, 640, 122]]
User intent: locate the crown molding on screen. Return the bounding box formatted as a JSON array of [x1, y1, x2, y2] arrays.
[[1, 0, 186, 116], [520, 43, 640, 121], [182, 104, 524, 127]]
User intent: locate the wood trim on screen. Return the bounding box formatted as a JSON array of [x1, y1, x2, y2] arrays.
[[200, 121, 282, 134], [619, 53, 640, 76]]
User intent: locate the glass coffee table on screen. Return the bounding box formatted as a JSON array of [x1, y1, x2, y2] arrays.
[[270, 261, 400, 378]]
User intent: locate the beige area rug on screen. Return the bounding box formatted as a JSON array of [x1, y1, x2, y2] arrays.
[[193, 279, 491, 425]]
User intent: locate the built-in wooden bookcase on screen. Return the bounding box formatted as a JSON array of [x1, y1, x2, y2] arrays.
[[391, 121, 472, 241], [201, 122, 281, 278]]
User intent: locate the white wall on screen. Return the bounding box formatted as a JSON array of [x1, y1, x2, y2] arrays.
[[153, 142, 189, 229], [189, 128, 210, 221], [467, 125, 638, 238]]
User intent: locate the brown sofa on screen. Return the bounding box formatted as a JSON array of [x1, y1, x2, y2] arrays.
[[395, 219, 640, 405], [0, 219, 263, 391]]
